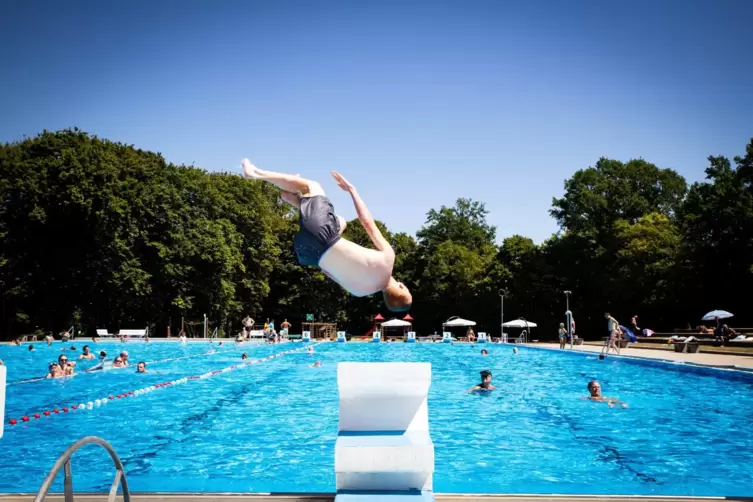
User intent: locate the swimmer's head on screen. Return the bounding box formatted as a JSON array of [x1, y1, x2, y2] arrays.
[[383, 278, 412, 312], [481, 349, 488, 355], [480, 369, 492, 383], [82, 345, 90, 353], [242, 353, 248, 360], [136, 361, 146, 373], [588, 380, 601, 396], [99, 351, 107, 358], [29, 344, 34, 351], [598, 354, 605, 360], [315, 361, 322, 367]]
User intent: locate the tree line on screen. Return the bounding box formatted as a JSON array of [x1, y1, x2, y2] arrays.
[[1, 129, 752, 340]]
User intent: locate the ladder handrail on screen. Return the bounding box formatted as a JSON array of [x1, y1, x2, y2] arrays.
[[34, 436, 130, 502]]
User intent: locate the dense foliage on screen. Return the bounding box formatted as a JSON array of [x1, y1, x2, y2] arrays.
[[2, 130, 752, 339]]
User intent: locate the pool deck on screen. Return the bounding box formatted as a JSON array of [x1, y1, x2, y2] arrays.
[[533, 343, 753, 371], [1, 494, 751, 502]]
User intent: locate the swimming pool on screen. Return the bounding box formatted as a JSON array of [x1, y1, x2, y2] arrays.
[[1, 341, 752, 496]]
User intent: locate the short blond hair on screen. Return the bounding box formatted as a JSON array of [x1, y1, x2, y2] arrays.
[[383, 284, 412, 312]]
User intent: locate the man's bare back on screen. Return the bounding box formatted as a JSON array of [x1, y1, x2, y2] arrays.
[[241, 160, 412, 310]]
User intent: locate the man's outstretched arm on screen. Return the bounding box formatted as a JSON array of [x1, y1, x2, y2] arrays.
[[331, 171, 392, 253]]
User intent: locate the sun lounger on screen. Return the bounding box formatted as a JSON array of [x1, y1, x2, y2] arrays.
[[119, 328, 148, 338]]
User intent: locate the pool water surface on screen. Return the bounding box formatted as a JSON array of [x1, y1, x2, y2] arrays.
[[0, 341, 752, 496]]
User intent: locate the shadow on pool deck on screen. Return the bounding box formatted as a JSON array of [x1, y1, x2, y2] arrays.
[[1, 494, 752, 502]]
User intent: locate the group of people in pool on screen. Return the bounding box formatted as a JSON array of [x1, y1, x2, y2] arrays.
[[468, 348, 628, 408], [43, 345, 147, 378]]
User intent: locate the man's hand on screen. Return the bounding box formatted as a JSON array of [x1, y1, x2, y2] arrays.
[[332, 171, 355, 192]]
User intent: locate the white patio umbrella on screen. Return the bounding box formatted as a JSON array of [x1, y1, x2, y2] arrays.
[[702, 310, 733, 321], [502, 319, 538, 328], [442, 317, 476, 327], [381, 319, 412, 327]]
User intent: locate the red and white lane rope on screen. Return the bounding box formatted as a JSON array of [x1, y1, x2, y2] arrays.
[[6, 343, 320, 427]]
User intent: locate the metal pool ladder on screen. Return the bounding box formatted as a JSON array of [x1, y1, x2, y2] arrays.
[[34, 436, 131, 502]]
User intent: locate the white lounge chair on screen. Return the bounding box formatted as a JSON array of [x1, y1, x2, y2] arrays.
[[96, 329, 114, 337], [119, 328, 148, 338]]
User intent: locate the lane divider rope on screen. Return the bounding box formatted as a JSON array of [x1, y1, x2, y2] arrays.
[[6, 343, 320, 427]]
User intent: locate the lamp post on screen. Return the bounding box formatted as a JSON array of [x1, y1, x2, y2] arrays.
[[498, 289, 506, 343]]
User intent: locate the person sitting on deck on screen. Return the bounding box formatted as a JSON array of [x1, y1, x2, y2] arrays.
[[585, 380, 627, 408], [242, 160, 412, 312], [468, 370, 497, 392]]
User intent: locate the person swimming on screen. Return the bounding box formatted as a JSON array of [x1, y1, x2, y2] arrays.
[[307, 346, 314, 354], [45, 362, 63, 379], [586, 380, 627, 408], [468, 370, 497, 392], [136, 361, 147, 373], [309, 360, 322, 368], [86, 351, 109, 372], [241, 353, 248, 360], [513, 347, 519, 354], [58, 354, 75, 376], [28, 344, 35, 352], [481, 349, 488, 356], [79, 345, 96, 360]]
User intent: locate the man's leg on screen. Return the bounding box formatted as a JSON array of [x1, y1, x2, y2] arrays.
[[242, 159, 325, 197]]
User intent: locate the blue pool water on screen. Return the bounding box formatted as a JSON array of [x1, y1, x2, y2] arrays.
[[1, 341, 752, 496]]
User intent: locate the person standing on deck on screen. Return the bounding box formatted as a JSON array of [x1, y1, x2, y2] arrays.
[[603, 313, 621, 355], [241, 159, 412, 312]]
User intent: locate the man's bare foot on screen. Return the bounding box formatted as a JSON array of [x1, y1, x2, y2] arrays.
[[242, 159, 263, 179]]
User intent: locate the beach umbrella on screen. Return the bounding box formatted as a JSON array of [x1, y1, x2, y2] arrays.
[[502, 319, 538, 328], [701, 310, 733, 321]]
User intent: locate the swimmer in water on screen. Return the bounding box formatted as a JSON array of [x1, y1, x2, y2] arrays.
[[79, 345, 95, 360], [585, 380, 627, 408], [513, 347, 519, 354], [307, 346, 314, 354], [112, 356, 125, 368], [468, 370, 497, 392], [58, 354, 75, 376], [119, 351, 130, 366], [309, 360, 322, 368], [136, 361, 147, 373], [45, 362, 63, 379], [242, 352, 248, 360], [242, 161, 412, 311], [28, 344, 35, 352], [86, 351, 109, 372], [481, 349, 488, 356]]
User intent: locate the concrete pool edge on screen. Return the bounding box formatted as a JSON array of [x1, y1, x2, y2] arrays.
[[1, 494, 751, 502], [521, 344, 753, 374]]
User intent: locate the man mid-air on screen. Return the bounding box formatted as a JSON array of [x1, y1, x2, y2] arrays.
[[242, 159, 412, 312]]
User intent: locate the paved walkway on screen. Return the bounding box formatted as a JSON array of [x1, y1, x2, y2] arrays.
[[534, 343, 753, 371]]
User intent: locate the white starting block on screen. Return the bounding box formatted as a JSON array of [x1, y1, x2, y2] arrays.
[[303, 331, 311, 342], [406, 331, 416, 343], [336, 362, 434, 496], [442, 332, 452, 343], [337, 331, 347, 343], [477, 332, 487, 343], [372, 331, 381, 343], [0, 365, 6, 438]]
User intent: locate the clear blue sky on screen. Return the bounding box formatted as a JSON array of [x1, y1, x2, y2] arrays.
[[2, 0, 751, 243]]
